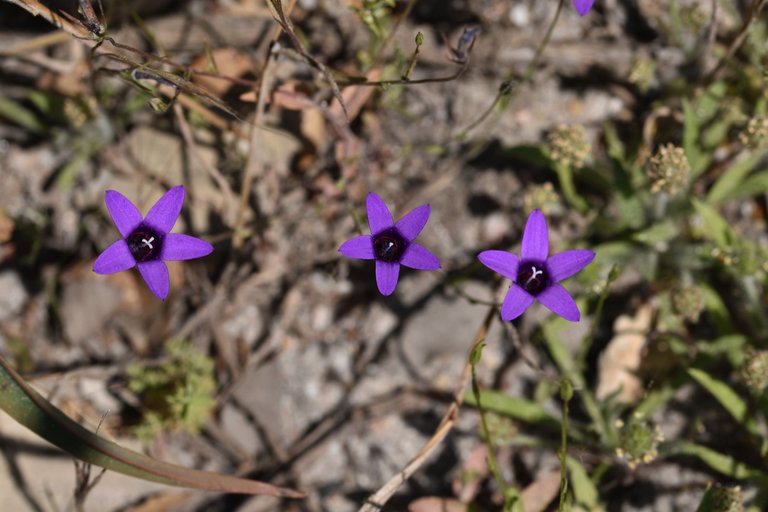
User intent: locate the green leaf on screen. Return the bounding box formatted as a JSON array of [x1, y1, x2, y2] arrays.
[[631, 219, 680, 245], [566, 457, 599, 508], [697, 335, 747, 368], [697, 82, 727, 122], [691, 199, 732, 248], [0, 97, 45, 133], [717, 169, 768, 202], [552, 161, 589, 213], [635, 384, 679, 417], [463, 390, 560, 431], [0, 355, 304, 498], [683, 99, 707, 176], [665, 440, 767, 480], [696, 486, 716, 512], [699, 282, 733, 333], [687, 368, 760, 437], [707, 150, 768, 204]]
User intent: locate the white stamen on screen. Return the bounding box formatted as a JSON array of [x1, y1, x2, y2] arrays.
[[141, 237, 155, 249], [526, 266, 543, 286]]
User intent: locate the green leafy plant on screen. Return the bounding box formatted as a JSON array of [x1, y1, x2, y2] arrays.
[[127, 338, 216, 441]]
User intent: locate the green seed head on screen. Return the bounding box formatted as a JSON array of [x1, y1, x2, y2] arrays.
[[548, 124, 590, 169], [738, 116, 768, 150], [740, 349, 768, 394], [710, 484, 744, 512], [671, 286, 705, 323], [648, 144, 690, 195], [523, 182, 562, 216], [628, 57, 656, 93], [615, 413, 664, 469]]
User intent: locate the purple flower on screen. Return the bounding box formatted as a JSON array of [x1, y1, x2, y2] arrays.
[[339, 192, 440, 296], [93, 186, 213, 301], [478, 210, 594, 322], [573, 0, 595, 16]]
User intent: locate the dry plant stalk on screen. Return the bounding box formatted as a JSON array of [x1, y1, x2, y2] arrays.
[[359, 307, 496, 512]]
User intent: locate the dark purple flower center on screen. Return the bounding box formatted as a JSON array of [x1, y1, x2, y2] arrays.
[[373, 228, 407, 263], [126, 224, 163, 262], [517, 261, 549, 295]]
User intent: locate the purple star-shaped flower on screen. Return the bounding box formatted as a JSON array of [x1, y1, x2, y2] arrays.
[[93, 186, 213, 301], [478, 210, 595, 322], [573, 0, 595, 16], [339, 192, 441, 296]]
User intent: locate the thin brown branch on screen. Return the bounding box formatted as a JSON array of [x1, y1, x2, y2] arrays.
[[705, 0, 768, 82], [266, 0, 349, 120], [359, 307, 497, 512]]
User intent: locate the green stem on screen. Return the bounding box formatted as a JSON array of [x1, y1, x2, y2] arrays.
[[576, 264, 620, 373], [470, 347, 522, 510], [558, 379, 573, 511], [553, 161, 589, 213], [459, 0, 566, 136]]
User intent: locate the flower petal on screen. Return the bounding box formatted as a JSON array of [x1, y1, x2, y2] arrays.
[[105, 190, 142, 238], [339, 235, 374, 259], [395, 204, 430, 242], [573, 0, 595, 16], [520, 209, 549, 262], [537, 283, 581, 322], [547, 249, 595, 283], [93, 240, 136, 274], [478, 250, 519, 281], [501, 284, 535, 321], [137, 260, 170, 301], [400, 242, 440, 270], [366, 192, 394, 235], [144, 185, 185, 234], [161, 233, 214, 261], [375, 260, 400, 296]]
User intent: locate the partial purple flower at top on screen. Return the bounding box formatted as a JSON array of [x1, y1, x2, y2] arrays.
[[339, 192, 440, 296], [93, 186, 213, 301], [573, 0, 595, 16], [478, 210, 595, 322]]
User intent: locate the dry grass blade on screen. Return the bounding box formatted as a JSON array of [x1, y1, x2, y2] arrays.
[[359, 307, 497, 512]]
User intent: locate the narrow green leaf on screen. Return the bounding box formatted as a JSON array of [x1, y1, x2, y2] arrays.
[[683, 99, 707, 176], [665, 441, 766, 480], [687, 367, 760, 437], [0, 355, 304, 498], [566, 457, 598, 508], [717, 169, 768, 202], [463, 390, 560, 430], [695, 486, 716, 512], [0, 97, 45, 133], [691, 199, 731, 248], [635, 384, 678, 417], [707, 150, 768, 204], [631, 219, 680, 245], [697, 82, 727, 122]]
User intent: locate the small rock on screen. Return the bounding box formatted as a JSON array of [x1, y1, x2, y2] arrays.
[[0, 271, 27, 323], [60, 279, 123, 344]]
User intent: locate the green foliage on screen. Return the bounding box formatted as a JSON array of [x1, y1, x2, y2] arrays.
[[127, 339, 216, 441]]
